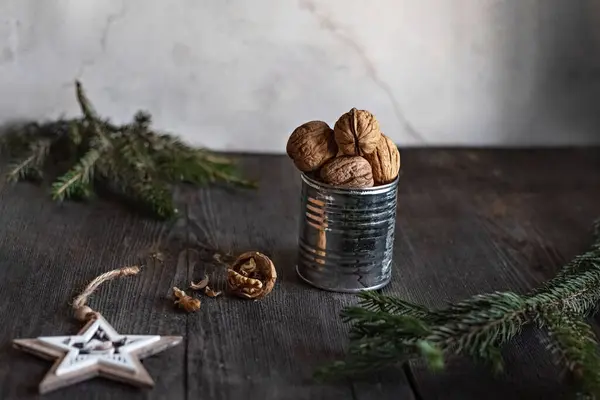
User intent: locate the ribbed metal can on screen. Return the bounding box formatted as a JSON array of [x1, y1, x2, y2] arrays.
[[295, 173, 398, 293]]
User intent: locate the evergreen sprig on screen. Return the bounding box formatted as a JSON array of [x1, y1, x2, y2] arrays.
[[317, 221, 600, 398], [0, 81, 255, 219]]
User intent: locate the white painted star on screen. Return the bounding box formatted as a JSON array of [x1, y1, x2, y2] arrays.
[[38, 317, 161, 376], [13, 314, 182, 394]]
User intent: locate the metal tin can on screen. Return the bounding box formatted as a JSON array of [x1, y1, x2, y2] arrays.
[[295, 173, 398, 293]]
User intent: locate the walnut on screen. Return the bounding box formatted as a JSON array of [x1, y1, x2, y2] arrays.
[[227, 251, 277, 299], [320, 156, 374, 188], [364, 134, 401, 185], [286, 121, 337, 172], [333, 108, 382, 156]]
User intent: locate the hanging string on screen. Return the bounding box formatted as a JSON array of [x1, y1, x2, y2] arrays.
[[72, 265, 141, 322]]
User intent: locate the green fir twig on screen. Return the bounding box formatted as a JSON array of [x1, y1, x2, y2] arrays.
[[317, 221, 600, 398], [0, 80, 256, 219]]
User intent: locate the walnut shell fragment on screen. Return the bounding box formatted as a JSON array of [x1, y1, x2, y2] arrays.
[[190, 275, 209, 290], [286, 121, 337, 172], [334, 108, 381, 156], [227, 251, 277, 299], [320, 156, 374, 188], [204, 286, 222, 298], [363, 134, 401, 185]]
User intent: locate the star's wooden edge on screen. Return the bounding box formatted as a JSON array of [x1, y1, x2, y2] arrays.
[[99, 356, 155, 389], [11, 339, 76, 395], [13, 338, 65, 360], [134, 336, 184, 360], [13, 316, 98, 359], [39, 357, 94, 395]]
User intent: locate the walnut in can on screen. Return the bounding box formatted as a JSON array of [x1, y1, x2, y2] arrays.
[[286, 121, 337, 172], [227, 251, 277, 299], [320, 156, 374, 188], [363, 134, 401, 185], [333, 108, 382, 156]]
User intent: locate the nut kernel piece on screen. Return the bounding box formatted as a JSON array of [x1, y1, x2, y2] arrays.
[[173, 287, 201, 312]]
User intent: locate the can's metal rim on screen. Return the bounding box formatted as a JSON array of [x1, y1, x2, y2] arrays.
[[300, 173, 399, 195]]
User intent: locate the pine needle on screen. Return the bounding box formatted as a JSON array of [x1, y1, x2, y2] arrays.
[[1, 80, 256, 219]]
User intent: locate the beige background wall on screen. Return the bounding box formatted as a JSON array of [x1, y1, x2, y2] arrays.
[[1, 0, 599, 152]]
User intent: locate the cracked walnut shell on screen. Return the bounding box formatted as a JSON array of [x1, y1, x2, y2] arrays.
[[334, 108, 382, 156], [227, 251, 277, 299], [364, 134, 401, 185], [286, 121, 337, 172], [320, 156, 374, 188]]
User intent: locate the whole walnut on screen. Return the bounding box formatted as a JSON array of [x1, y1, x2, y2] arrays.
[[364, 134, 401, 185], [333, 108, 382, 156], [320, 156, 374, 188], [286, 121, 337, 172]]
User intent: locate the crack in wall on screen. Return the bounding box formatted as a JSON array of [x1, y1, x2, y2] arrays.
[[100, 0, 127, 53], [62, 0, 128, 87], [298, 0, 426, 143]]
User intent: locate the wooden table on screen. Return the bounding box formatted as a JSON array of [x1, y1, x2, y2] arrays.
[[0, 148, 599, 399]]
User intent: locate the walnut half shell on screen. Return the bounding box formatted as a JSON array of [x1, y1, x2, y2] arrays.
[[227, 251, 277, 299]]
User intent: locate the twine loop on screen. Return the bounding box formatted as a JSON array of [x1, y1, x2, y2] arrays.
[[72, 266, 140, 322]]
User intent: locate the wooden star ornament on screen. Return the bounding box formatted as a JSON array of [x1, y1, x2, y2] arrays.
[[12, 314, 182, 394]]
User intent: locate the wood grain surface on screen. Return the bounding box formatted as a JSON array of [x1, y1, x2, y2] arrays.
[[0, 148, 598, 399]]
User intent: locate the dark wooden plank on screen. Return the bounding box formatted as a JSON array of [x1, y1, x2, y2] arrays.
[[0, 180, 189, 400], [381, 148, 600, 399], [184, 155, 416, 400], [1, 148, 598, 399]]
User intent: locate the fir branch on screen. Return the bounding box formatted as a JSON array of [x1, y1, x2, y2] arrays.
[[428, 292, 527, 358], [125, 178, 176, 219], [5, 138, 52, 182], [67, 120, 83, 147], [75, 80, 99, 122], [318, 224, 600, 398], [5, 154, 38, 183], [315, 336, 442, 381], [50, 135, 109, 201], [2, 80, 255, 219], [51, 170, 86, 201], [0, 122, 45, 156], [96, 148, 176, 219], [342, 307, 431, 340], [356, 290, 431, 319]]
